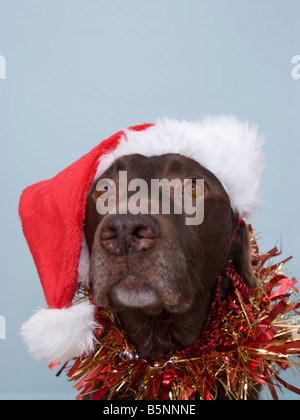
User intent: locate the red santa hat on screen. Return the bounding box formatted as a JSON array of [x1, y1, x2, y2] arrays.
[[20, 116, 265, 363]]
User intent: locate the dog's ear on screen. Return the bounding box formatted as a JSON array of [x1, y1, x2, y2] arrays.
[[230, 221, 257, 289]]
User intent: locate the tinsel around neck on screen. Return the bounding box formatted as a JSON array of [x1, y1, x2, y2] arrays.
[[52, 226, 300, 400]]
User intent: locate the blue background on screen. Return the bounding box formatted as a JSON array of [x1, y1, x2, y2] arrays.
[[0, 0, 299, 399]]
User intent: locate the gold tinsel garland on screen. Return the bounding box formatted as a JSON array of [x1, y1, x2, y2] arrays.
[[53, 227, 300, 400]]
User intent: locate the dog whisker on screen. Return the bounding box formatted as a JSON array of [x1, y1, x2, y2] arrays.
[[185, 250, 210, 271], [187, 271, 205, 295]]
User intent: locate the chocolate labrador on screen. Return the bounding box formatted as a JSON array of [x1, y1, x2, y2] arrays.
[[84, 153, 256, 368]]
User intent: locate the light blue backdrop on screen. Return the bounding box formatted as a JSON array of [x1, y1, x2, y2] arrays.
[[0, 0, 299, 400]]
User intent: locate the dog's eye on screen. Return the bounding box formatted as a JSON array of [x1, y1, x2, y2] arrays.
[[96, 185, 109, 197], [95, 179, 115, 198], [184, 179, 203, 198]]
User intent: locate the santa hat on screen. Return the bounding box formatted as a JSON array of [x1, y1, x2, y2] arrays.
[[20, 116, 265, 363]]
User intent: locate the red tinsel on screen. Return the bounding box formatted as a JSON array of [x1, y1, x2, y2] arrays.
[[52, 226, 300, 400]]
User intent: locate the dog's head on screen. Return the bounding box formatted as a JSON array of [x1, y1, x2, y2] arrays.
[[84, 153, 256, 359]]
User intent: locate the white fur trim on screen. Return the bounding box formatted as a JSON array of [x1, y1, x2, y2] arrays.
[[21, 300, 98, 363], [95, 115, 265, 218]]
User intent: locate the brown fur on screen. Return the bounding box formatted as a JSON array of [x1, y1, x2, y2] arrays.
[[84, 153, 256, 363]]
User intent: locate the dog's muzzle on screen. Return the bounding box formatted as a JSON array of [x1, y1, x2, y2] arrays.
[[99, 214, 159, 256]]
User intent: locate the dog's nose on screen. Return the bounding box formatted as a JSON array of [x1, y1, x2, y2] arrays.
[[99, 214, 159, 256]]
